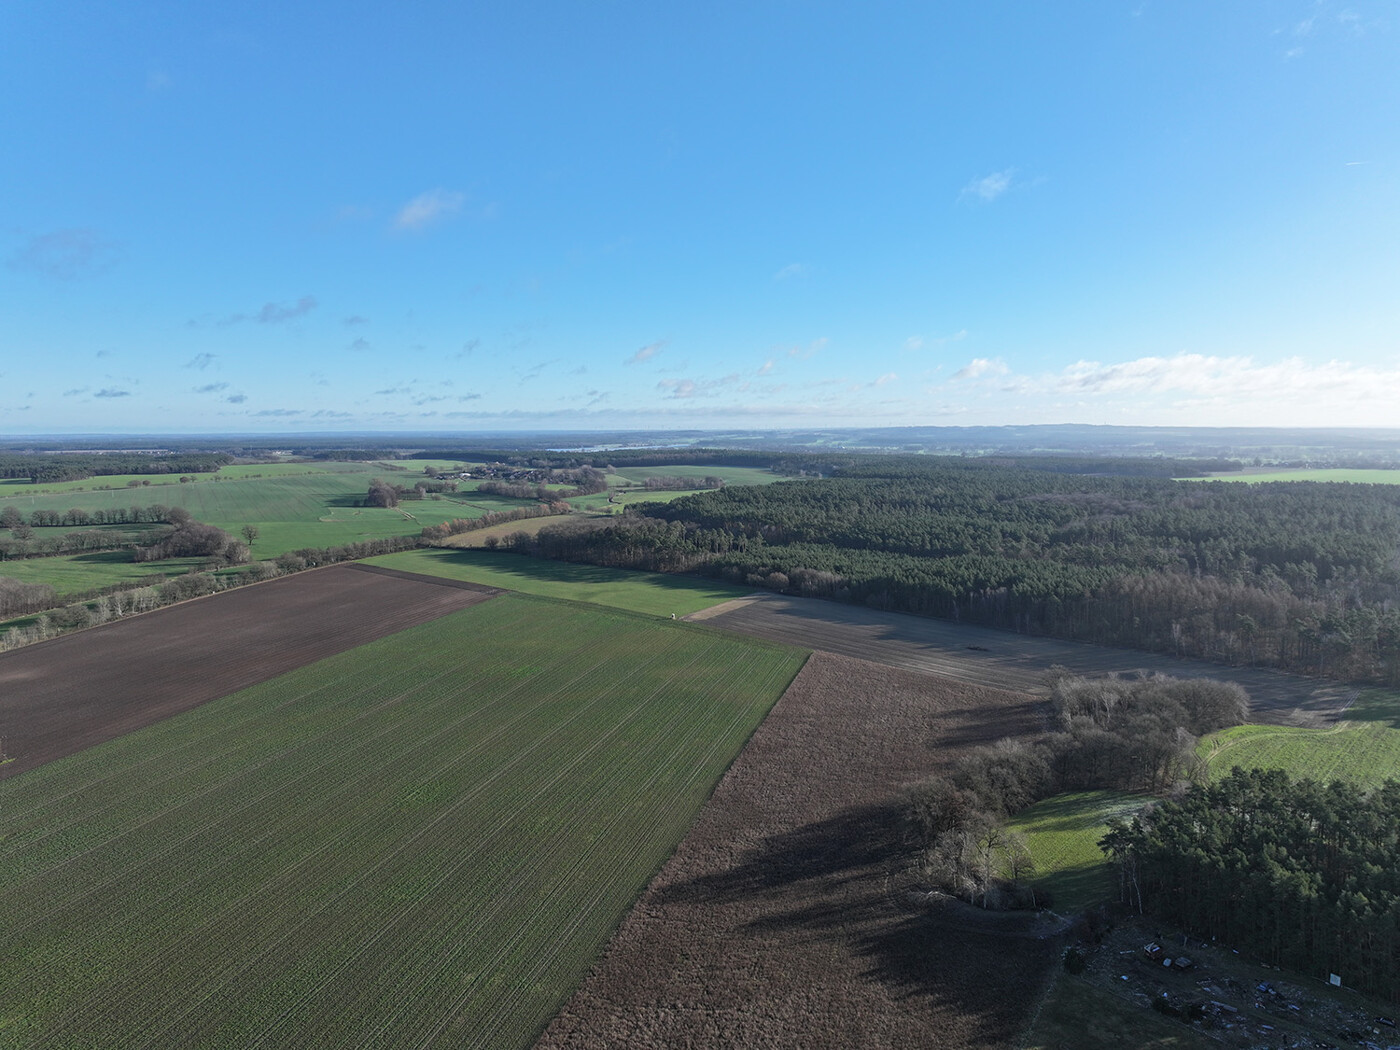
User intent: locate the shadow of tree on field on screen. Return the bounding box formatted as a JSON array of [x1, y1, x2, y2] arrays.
[[658, 798, 1059, 1039]]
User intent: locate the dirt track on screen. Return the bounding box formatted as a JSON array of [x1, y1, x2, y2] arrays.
[[537, 651, 1056, 1050], [693, 593, 1354, 726], [0, 564, 497, 780]]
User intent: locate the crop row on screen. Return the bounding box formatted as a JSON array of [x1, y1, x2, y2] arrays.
[[0, 595, 805, 1048]]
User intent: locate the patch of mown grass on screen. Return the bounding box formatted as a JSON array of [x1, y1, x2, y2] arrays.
[[365, 547, 751, 618], [1006, 791, 1150, 914], [0, 552, 208, 595], [1342, 687, 1400, 728], [1198, 722, 1400, 789]]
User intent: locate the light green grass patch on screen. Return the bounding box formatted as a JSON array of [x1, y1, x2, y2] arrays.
[[1006, 790, 1150, 913], [1190, 469, 1400, 485], [0, 552, 209, 594], [0, 594, 806, 1048], [1343, 687, 1400, 728], [1198, 722, 1400, 789], [366, 547, 751, 617], [608, 464, 787, 487]]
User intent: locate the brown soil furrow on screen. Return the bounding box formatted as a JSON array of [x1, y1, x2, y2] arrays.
[[536, 651, 1056, 1050], [0, 565, 495, 780]]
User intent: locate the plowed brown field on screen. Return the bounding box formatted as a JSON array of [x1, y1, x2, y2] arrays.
[[0, 564, 497, 779], [695, 593, 1354, 725], [536, 650, 1057, 1050]]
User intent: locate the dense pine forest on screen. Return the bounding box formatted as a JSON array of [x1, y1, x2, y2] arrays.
[[1101, 769, 1400, 1002], [521, 457, 1400, 683]]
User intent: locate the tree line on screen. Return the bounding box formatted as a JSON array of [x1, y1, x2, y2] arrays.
[[0, 452, 232, 484], [419, 502, 571, 542], [1101, 768, 1400, 1002], [0, 532, 424, 651], [508, 459, 1400, 682]]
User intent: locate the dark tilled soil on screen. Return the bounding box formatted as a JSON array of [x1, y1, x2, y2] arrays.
[[535, 651, 1058, 1050], [0, 564, 498, 779], [695, 593, 1355, 726]]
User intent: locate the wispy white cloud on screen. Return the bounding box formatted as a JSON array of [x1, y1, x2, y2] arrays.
[[186, 353, 217, 370], [757, 358, 776, 376], [217, 296, 317, 327], [658, 373, 741, 400], [960, 169, 1014, 203], [626, 339, 667, 365], [8, 228, 120, 279], [394, 188, 465, 231], [905, 329, 967, 351], [787, 337, 827, 360], [773, 262, 807, 281], [952, 357, 1009, 380]]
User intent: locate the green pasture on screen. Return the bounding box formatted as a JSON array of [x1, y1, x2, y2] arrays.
[[1005, 790, 1150, 913], [1193, 469, 1400, 485], [366, 547, 751, 618], [0, 595, 805, 1048], [1341, 687, 1400, 728], [0, 470, 542, 589], [0, 551, 210, 595], [608, 464, 786, 487], [0, 473, 218, 497], [1198, 721, 1400, 789]]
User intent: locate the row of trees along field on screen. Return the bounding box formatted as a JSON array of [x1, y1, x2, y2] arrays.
[[1, 531, 423, 641], [0, 452, 232, 483], [515, 456, 1400, 683], [908, 674, 1247, 910], [0, 505, 244, 564], [1101, 768, 1400, 1002]]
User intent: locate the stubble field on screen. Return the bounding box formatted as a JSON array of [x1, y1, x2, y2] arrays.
[[537, 650, 1057, 1050]]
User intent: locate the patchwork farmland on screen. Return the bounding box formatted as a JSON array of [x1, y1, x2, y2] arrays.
[[539, 651, 1056, 1049], [0, 564, 498, 779], [0, 588, 805, 1047]]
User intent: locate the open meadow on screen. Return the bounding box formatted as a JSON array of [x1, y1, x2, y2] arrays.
[[1198, 721, 1400, 790], [1004, 791, 1150, 913], [0, 589, 805, 1048], [0, 465, 542, 595], [367, 547, 753, 618]]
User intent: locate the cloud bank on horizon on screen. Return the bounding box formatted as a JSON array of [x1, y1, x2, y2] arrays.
[[1, 2, 1397, 433]]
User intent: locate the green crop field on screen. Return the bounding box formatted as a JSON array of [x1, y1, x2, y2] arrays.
[[1005, 790, 1150, 913], [365, 547, 752, 617], [0, 595, 806, 1048], [1198, 721, 1400, 789]]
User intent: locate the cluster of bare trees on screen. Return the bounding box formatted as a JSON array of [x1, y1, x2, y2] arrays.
[[907, 673, 1248, 909], [419, 502, 570, 542]]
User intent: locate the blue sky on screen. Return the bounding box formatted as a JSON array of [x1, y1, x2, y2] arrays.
[[2, 1, 1397, 434]]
